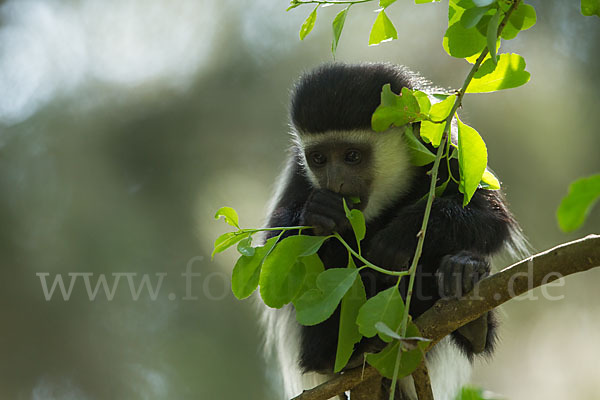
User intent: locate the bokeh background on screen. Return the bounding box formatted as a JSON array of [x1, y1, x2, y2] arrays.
[[1, 0, 599, 399]]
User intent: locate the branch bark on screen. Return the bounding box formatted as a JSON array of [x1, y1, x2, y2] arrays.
[[291, 235, 600, 400]]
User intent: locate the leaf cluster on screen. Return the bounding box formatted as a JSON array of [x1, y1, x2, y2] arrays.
[[213, 205, 430, 379]]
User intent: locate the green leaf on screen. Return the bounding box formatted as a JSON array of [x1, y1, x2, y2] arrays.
[[375, 321, 402, 340], [366, 323, 427, 379], [343, 200, 366, 246], [466, 53, 530, 93], [486, 9, 501, 64], [429, 95, 455, 122], [298, 253, 326, 292], [231, 236, 278, 299], [443, 2, 487, 58], [415, 0, 440, 3], [369, 10, 398, 46], [300, 6, 318, 40], [294, 268, 359, 326], [237, 235, 255, 256], [479, 169, 500, 190], [372, 87, 429, 132], [260, 235, 327, 308], [286, 1, 301, 11], [404, 125, 436, 166], [581, 0, 600, 17], [460, 6, 491, 29], [420, 121, 446, 148], [331, 5, 350, 57], [557, 174, 600, 232], [334, 258, 367, 372], [472, 0, 495, 6], [413, 90, 432, 115], [435, 179, 449, 197], [501, 3, 536, 40], [357, 286, 405, 342], [455, 386, 488, 400], [457, 117, 487, 206], [214, 206, 240, 229], [212, 231, 251, 259], [380, 0, 397, 7]]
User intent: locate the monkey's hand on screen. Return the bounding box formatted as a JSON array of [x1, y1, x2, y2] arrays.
[[436, 251, 490, 353], [300, 189, 351, 236]]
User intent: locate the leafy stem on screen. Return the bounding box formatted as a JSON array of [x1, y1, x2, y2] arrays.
[[388, 1, 524, 397], [333, 232, 410, 277]]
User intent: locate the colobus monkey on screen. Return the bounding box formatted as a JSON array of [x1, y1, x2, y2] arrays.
[[261, 63, 526, 400]]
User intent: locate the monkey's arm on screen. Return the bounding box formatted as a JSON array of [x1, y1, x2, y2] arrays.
[[366, 189, 514, 355], [367, 189, 513, 264]]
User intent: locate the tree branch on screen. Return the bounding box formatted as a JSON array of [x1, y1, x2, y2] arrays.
[[290, 235, 600, 400]]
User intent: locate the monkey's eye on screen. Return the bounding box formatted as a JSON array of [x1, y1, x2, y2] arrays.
[[309, 152, 327, 166], [344, 149, 362, 165]]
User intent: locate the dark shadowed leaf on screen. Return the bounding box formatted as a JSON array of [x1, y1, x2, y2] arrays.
[[334, 258, 366, 372]]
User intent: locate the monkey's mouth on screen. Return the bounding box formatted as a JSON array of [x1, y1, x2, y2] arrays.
[[345, 195, 368, 212]]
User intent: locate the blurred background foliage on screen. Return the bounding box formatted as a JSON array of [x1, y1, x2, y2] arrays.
[[0, 0, 599, 399]]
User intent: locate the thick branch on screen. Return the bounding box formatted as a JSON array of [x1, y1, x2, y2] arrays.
[[291, 367, 379, 400], [291, 235, 600, 400], [415, 234, 600, 344]]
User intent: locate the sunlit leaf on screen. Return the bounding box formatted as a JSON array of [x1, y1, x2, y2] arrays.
[[369, 10, 398, 46], [287, 1, 301, 11], [429, 95, 455, 122], [332, 5, 350, 57], [413, 90, 432, 115], [420, 121, 446, 148], [380, 0, 397, 7], [231, 236, 278, 299], [214, 206, 240, 228], [479, 169, 500, 190], [372, 86, 429, 132], [557, 174, 600, 232], [581, 0, 600, 17], [443, 2, 487, 58], [457, 117, 487, 206], [466, 53, 530, 93], [299, 6, 318, 40], [455, 386, 489, 400]]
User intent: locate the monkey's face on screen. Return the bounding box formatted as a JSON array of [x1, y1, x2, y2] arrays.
[[303, 140, 373, 209], [297, 128, 414, 220]]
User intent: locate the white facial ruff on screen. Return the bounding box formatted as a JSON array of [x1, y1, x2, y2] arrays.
[[293, 128, 414, 220]]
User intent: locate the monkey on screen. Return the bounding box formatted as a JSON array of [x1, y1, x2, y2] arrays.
[[260, 63, 527, 400]]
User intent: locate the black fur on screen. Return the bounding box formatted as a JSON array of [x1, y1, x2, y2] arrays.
[[291, 63, 427, 134], [268, 63, 519, 375]]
